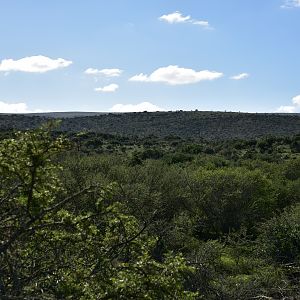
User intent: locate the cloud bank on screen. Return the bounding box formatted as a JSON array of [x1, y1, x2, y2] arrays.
[[0, 55, 72, 73], [292, 95, 300, 105], [85, 68, 123, 77], [129, 65, 223, 85], [94, 84, 119, 93], [159, 11, 211, 29], [0, 101, 43, 113], [110, 102, 165, 112], [276, 105, 297, 113], [276, 94, 300, 113]]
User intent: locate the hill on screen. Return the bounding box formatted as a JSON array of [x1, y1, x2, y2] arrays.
[[1, 111, 300, 140]]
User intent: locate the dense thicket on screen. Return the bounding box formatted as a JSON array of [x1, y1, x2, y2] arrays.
[[0, 123, 299, 299], [1, 110, 300, 140]]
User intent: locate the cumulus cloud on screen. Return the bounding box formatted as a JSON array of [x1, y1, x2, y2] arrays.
[[85, 68, 123, 77], [0, 55, 72, 73], [159, 11, 211, 28], [159, 11, 191, 23], [94, 84, 119, 93], [230, 73, 249, 80], [281, 0, 300, 8], [292, 95, 300, 106], [0, 101, 43, 113], [110, 102, 165, 112], [129, 65, 222, 85]]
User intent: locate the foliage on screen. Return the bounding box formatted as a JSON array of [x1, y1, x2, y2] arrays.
[[258, 204, 300, 264], [1, 121, 300, 298], [1, 111, 300, 141], [189, 168, 275, 238], [0, 126, 197, 299]]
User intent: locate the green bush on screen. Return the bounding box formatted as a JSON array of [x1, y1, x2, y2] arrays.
[[258, 204, 300, 264]]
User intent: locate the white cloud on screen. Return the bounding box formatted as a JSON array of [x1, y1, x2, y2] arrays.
[[0, 101, 43, 113], [292, 95, 300, 106], [276, 94, 300, 113], [0, 55, 72, 73], [85, 68, 123, 77], [192, 20, 210, 28], [281, 0, 300, 8], [129, 73, 149, 82], [230, 73, 249, 80], [159, 11, 211, 28], [94, 84, 119, 93], [159, 11, 191, 23], [129, 65, 223, 85], [110, 101, 165, 112], [276, 105, 297, 113]]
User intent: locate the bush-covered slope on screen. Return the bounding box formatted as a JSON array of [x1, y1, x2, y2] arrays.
[[1, 111, 300, 140]]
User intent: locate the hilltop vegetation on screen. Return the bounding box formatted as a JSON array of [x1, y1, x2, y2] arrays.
[[1, 110, 300, 140]]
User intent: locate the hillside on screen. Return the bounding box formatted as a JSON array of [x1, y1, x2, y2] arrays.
[[1, 111, 300, 140]]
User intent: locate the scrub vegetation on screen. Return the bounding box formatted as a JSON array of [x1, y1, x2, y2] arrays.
[[0, 118, 299, 299]]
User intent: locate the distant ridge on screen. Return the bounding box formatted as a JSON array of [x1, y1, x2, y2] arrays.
[[27, 112, 108, 118], [0, 111, 299, 140]]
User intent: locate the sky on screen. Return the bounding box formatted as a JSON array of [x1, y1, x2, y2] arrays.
[[0, 0, 300, 113]]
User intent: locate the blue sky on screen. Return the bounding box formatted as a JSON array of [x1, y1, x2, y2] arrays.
[[0, 0, 300, 113]]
